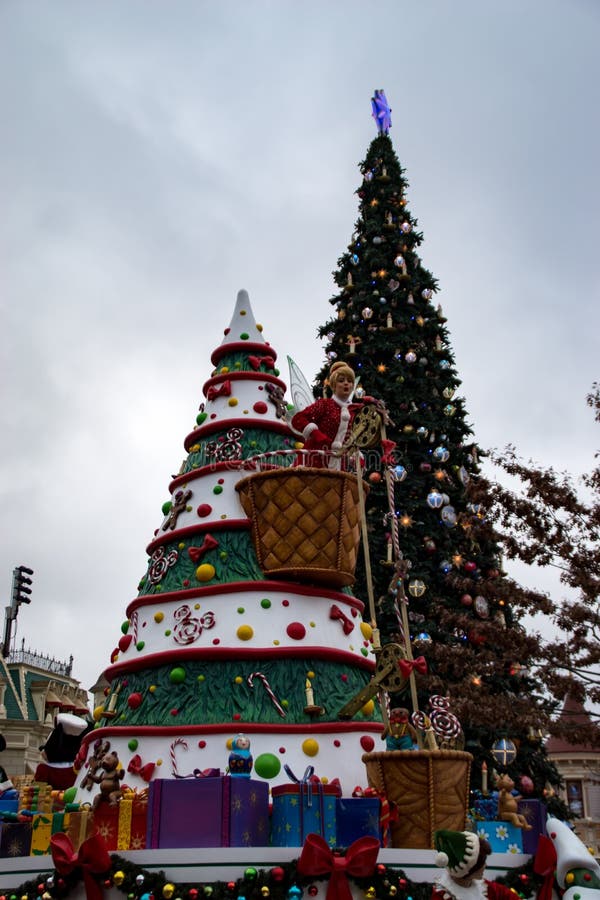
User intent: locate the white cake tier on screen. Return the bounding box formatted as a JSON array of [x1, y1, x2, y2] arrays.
[[74, 721, 385, 799], [184, 372, 292, 453], [114, 585, 373, 666], [149, 464, 251, 544]]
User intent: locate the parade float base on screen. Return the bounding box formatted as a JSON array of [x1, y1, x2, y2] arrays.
[[0, 847, 531, 896]]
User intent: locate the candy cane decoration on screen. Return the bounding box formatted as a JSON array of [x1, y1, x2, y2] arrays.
[[170, 738, 191, 778], [247, 672, 286, 718]]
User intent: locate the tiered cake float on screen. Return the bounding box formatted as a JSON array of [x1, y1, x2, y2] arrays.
[[77, 289, 385, 795], [0, 291, 532, 899]]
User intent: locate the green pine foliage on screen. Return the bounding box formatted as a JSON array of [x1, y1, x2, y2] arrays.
[[314, 133, 562, 796]]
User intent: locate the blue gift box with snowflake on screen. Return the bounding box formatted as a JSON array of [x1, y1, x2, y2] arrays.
[[476, 820, 523, 854]]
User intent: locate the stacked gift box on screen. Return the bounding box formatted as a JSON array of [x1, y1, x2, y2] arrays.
[[271, 767, 342, 848], [94, 788, 148, 850], [518, 798, 547, 854], [147, 773, 269, 848]]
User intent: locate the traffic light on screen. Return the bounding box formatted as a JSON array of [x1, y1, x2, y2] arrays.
[[12, 566, 33, 606]]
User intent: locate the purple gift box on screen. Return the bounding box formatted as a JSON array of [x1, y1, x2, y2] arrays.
[[147, 776, 269, 848], [518, 799, 547, 855]]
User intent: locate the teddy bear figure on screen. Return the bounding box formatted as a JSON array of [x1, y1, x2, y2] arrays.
[[496, 773, 532, 830], [384, 708, 418, 751], [92, 751, 125, 808]]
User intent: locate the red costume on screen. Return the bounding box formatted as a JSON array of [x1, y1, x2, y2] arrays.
[[432, 873, 516, 900], [291, 396, 355, 469]]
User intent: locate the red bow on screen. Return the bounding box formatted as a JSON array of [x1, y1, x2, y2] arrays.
[[533, 835, 557, 900], [206, 380, 231, 401], [51, 831, 111, 900], [330, 604, 354, 635], [127, 754, 156, 782], [398, 656, 427, 679], [188, 534, 219, 563], [297, 833, 380, 900], [248, 355, 275, 370], [381, 439, 397, 465]]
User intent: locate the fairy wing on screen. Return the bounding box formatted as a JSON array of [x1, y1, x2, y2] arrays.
[[287, 356, 315, 415]]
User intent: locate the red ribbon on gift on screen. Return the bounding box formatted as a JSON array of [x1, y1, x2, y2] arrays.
[[206, 380, 231, 401], [248, 355, 275, 370], [398, 655, 427, 679], [533, 834, 557, 900], [127, 754, 156, 782], [51, 831, 111, 900], [297, 833, 380, 900], [188, 534, 219, 563]]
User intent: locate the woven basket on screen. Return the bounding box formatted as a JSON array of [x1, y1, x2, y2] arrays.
[[362, 750, 473, 849], [235, 467, 367, 587]]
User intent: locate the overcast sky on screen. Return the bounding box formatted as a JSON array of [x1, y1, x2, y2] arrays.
[[1, 1, 598, 696]]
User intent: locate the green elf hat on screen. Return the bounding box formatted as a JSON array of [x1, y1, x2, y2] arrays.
[[434, 830, 481, 877]]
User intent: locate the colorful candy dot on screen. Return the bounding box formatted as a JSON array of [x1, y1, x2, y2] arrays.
[[240, 332, 249, 340], [360, 648, 369, 657], [361, 700, 375, 716], [282, 599, 290, 607], [121, 621, 130, 634], [287, 622, 306, 640], [196, 412, 207, 425], [128, 692, 143, 709], [279, 746, 286, 754], [309, 621, 316, 628], [273, 639, 280, 645], [128, 739, 139, 752], [234, 676, 243, 684], [170, 709, 179, 716], [164, 629, 171, 636], [197, 504, 212, 517], [253, 402, 268, 414], [302, 739, 319, 757], [237, 607, 245, 614], [136, 641, 145, 651], [253, 753, 281, 779], [196, 563, 216, 582], [334, 740, 341, 748], [221, 366, 229, 373], [360, 622, 373, 640], [360, 736, 375, 752], [154, 612, 164, 623], [213, 485, 223, 495], [149, 685, 156, 693], [198, 740, 206, 748], [260, 598, 271, 609], [169, 667, 186, 684], [237, 624, 254, 641], [198, 674, 205, 682], [161, 501, 172, 515]]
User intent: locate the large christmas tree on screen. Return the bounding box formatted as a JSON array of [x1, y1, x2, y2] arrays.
[[313, 92, 562, 798]]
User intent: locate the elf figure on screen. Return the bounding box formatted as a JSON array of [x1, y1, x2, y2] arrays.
[[291, 361, 358, 469], [546, 816, 600, 900], [432, 829, 516, 900]]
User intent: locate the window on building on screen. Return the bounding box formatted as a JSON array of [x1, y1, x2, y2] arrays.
[[566, 779, 584, 817]]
